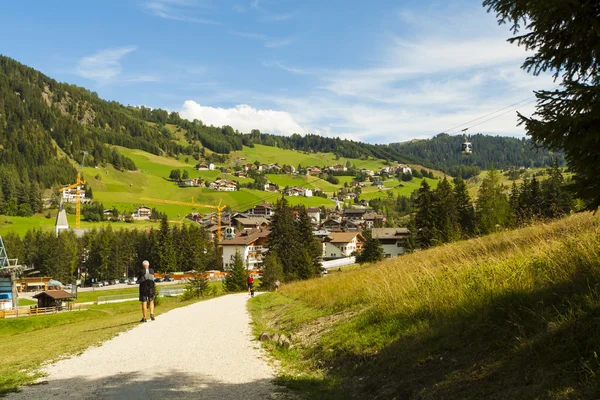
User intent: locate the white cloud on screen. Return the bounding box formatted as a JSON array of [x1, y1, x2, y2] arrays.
[[179, 101, 307, 135], [75, 46, 136, 81], [144, 0, 219, 24], [254, 6, 559, 143], [231, 31, 294, 48], [74, 46, 160, 85]]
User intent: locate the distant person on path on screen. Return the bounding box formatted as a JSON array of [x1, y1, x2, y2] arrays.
[[274, 280, 280, 292], [247, 275, 254, 295], [138, 260, 156, 322]]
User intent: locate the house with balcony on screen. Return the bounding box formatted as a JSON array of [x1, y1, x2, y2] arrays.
[[246, 202, 274, 217], [371, 228, 410, 258], [322, 232, 365, 259], [133, 206, 152, 220], [306, 166, 321, 176], [363, 212, 386, 229], [219, 229, 270, 270], [61, 187, 86, 203]]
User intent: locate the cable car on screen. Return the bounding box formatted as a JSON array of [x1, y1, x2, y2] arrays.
[[460, 129, 472, 155], [461, 141, 472, 155]]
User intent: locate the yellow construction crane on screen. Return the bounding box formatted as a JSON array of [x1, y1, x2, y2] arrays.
[[59, 152, 87, 229], [140, 197, 226, 242]]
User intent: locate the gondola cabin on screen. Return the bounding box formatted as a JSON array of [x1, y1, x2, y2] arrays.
[[461, 141, 473, 155]]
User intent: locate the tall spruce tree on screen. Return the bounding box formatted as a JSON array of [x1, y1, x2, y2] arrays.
[[261, 251, 284, 290], [433, 177, 459, 243], [267, 196, 299, 280], [415, 180, 435, 248], [541, 161, 572, 218], [356, 230, 384, 264], [484, 0, 600, 210], [454, 177, 476, 237], [156, 217, 176, 272], [476, 169, 511, 234], [223, 250, 247, 292], [296, 207, 322, 278]]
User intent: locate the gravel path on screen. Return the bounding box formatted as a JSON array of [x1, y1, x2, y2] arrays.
[[7, 293, 285, 400]]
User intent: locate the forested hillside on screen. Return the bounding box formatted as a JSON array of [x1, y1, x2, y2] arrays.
[[0, 54, 564, 217], [389, 133, 564, 177]]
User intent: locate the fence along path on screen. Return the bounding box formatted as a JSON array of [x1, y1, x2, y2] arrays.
[[0, 304, 90, 318]]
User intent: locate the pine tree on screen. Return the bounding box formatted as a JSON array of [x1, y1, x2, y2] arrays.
[[476, 169, 511, 234], [223, 250, 247, 292], [296, 207, 322, 278], [182, 271, 209, 299], [484, 0, 600, 210], [261, 251, 284, 290], [415, 180, 435, 248], [541, 160, 573, 218], [454, 177, 476, 237], [356, 230, 384, 264], [267, 196, 300, 280], [156, 217, 176, 272], [433, 177, 459, 243]]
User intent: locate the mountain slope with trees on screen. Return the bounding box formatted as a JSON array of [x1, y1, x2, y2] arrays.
[[0, 54, 564, 218]]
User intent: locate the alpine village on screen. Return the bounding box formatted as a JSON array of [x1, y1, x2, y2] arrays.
[[1, 1, 600, 399]]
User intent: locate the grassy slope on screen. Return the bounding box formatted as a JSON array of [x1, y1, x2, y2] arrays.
[[0, 143, 440, 236], [250, 213, 600, 399]]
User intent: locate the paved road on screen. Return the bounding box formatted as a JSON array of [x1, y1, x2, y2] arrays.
[[7, 294, 285, 400]]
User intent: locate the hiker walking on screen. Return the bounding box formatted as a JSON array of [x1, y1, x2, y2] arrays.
[[138, 260, 156, 322]]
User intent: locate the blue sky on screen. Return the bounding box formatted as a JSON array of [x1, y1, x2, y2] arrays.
[[0, 0, 557, 144]]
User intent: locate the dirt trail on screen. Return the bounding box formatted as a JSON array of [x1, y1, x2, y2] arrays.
[[7, 293, 285, 399]]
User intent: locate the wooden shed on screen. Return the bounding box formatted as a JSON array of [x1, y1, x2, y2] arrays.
[[33, 290, 74, 309]]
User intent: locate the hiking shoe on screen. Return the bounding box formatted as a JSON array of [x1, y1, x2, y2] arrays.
[[140, 318, 147, 323], [150, 314, 155, 321]]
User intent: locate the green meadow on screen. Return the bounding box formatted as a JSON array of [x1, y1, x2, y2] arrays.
[[1, 143, 442, 236]]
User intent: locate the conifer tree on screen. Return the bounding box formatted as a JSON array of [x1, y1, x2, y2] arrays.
[[156, 217, 176, 272], [541, 160, 572, 218], [356, 230, 384, 264], [433, 177, 459, 243], [476, 169, 510, 234], [415, 180, 435, 248], [261, 251, 284, 290], [267, 196, 299, 280], [296, 207, 322, 278], [223, 250, 247, 292], [485, 0, 600, 210], [454, 177, 476, 237]]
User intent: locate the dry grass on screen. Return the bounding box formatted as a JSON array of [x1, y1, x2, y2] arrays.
[[253, 213, 600, 398]]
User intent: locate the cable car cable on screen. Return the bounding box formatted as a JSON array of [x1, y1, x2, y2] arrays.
[[443, 96, 536, 134]]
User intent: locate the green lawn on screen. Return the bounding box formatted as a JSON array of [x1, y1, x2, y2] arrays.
[[1, 144, 446, 236], [0, 213, 162, 236], [360, 177, 439, 201], [0, 294, 218, 395]]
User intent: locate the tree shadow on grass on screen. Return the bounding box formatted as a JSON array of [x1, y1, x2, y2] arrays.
[[329, 266, 600, 399], [4, 369, 293, 400], [82, 321, 138, 333]]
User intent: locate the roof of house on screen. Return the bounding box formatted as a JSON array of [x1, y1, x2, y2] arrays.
[[371, 228, 410, 239], [364, 212, 385, 220], [325, 232, 363, 243], [307, 208, 320, 213], [219, 229, 270, 246], [234, 217, 270, 226], [33, 290, 74, 300], [343, 208, 367, 214]]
